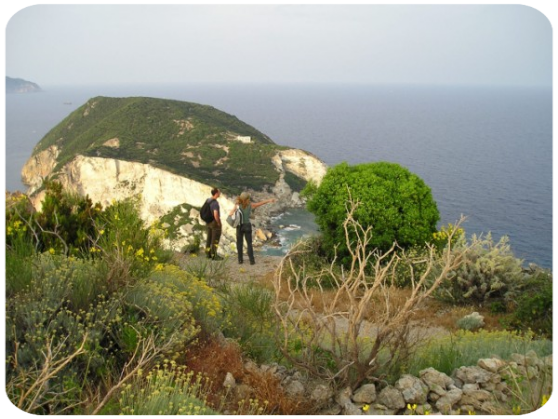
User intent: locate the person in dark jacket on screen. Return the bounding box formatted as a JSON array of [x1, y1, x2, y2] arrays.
[[205, 187, 223, 260]]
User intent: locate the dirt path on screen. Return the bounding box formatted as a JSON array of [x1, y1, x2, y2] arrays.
[[219, 254, 284, 284], [177, 252, 451, 341]]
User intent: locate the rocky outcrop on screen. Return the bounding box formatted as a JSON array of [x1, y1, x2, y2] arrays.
[[21, 145, 60, 191], [272, 149, 327, 185]]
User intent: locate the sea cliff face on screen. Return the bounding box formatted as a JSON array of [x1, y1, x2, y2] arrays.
[[21, 145, 60, 190], [22, 150, 327, 216], [273, 149, 328, 185], [21, 149, 327, 252]]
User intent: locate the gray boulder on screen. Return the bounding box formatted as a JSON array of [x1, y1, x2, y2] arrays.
[[395, 374, 428, 404], [377, 386, 406, 410]]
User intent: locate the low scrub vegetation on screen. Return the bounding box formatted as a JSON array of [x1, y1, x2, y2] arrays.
[[32, 96, 283, 193], [273, 199, 466, 388], [5, 184, 551, 415]]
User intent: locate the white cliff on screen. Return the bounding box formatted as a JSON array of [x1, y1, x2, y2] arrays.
[[63, 156, 239, 222], [21, 148, 328, 254]]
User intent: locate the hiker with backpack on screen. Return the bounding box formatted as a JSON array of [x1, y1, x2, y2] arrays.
[[229, 192, 276, 265], [200, 188, 223, 260]]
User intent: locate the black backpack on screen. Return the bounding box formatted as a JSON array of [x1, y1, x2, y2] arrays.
[[200, 199, 215, 223]]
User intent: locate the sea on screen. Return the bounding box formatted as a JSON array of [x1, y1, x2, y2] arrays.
[[4, 83, 552, 269]]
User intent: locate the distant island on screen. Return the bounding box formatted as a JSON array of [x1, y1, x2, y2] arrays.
[[6, 76, 42, 93]]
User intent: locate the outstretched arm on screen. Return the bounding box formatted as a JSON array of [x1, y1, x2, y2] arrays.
[[251, 198, 276, 209]]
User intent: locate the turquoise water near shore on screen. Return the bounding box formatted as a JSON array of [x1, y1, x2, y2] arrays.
[[261, 208, 320, 256]]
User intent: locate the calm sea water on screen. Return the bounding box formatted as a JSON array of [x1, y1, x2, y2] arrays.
[[5, 83, 552, 268]]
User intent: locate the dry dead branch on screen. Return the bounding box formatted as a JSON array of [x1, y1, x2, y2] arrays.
[[273, 198, 467, 389]]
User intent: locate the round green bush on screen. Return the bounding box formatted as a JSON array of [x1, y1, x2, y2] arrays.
[[304, 162, 440, 262]]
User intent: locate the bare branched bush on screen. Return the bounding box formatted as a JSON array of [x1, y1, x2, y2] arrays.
[[6, 334, 88, 414], [273, 199, 467, 389]]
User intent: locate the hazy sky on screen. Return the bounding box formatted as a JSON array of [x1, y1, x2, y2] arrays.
[[3, 3, 554, 87]]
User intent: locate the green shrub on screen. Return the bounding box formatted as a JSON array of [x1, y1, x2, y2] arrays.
[[5, 250, 223, 414], [5, 255, 121, 414], [303, 162, 439, 264], [178, 253, 229, 287], [456, 312, 485, 331], [5, 228, 35, 296], [434, 233, 527, 306], [119, 264, 226, 354], [281, 236, 339, 289], [137, 265, 223, 334], [4, 189, 228, 414], [5, 192, 34, 243], [390, 245, 434, 288], [32, 180, 104, 255], [117, 364, 216, 415], [508, 268, 552, 338], [219, 281, 281, 363], [95, 197, 173, 285], [431, 222, 465, 253]]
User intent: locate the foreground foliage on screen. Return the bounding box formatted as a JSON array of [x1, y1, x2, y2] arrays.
[[4, 185, 552, 415], [507, 268, 552, 338]]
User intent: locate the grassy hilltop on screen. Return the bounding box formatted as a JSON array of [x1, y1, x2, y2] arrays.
[[33, 96, 289, 193]]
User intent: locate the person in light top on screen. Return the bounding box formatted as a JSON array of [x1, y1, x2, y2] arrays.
[[230, 192, 276, 265]]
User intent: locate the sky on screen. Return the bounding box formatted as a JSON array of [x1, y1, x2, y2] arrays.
[[2, 1, 553, 88]]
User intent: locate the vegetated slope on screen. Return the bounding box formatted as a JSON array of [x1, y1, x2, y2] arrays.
[[33, 96, 287, 193]]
